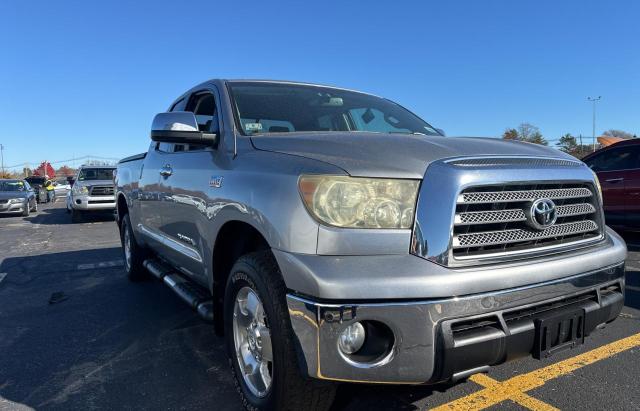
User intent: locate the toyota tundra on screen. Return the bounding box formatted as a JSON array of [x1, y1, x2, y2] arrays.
[[115, 80, 627, 411]]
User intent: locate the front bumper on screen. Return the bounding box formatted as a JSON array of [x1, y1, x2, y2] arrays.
[[71, 195, 116, 211], [287, 262, 625, 384], [0, 201, 26, 214]]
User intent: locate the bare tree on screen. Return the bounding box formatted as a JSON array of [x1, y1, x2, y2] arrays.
[[603, 129, 634, 139], [501, 123, 548, 146]]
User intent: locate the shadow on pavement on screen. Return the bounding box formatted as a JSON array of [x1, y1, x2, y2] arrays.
[[23, 204, 115, 226], [0, 247, 235, 410]]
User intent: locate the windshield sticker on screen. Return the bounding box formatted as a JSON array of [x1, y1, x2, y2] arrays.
[[245, 123, 263, 132]]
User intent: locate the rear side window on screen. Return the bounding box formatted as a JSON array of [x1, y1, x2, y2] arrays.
[[586, 146, 639, 172]]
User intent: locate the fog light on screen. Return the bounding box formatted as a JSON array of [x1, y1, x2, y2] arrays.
[[338, 322, 366, 354]]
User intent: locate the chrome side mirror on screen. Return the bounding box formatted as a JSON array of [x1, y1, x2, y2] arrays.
[[150, 112, 218, 146]]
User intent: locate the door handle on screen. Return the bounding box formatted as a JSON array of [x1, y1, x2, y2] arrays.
[[604, 178, 623, 183], [159, 165, 173, 177]]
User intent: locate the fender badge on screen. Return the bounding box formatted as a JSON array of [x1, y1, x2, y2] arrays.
[[209, 176, 224, 188]]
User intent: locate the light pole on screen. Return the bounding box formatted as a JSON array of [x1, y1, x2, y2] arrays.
[[0, 144, 4, 178], [587, 96, 601, 152]]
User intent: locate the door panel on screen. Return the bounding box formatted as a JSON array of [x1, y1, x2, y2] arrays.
[[157, 150, 218, 283], [624, 168, 640, 229], [137, 146, 165, 251], [596, 170, 627, 227]]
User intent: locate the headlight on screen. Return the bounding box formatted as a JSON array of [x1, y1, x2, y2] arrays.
[[72, 185, 89, 195], [8, 198, 25, 204], [298, 175, 420, 229]]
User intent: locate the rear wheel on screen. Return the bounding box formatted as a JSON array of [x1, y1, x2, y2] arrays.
[[224, 251, 336, 411], [120, 213, 148, 281]]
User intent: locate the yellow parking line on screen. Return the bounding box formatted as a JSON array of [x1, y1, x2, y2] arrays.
[[469, 373, 559, 411], [433, 332, 640, 410]]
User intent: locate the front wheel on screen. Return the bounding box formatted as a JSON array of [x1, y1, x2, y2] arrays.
[[224, 251, 336, 411]]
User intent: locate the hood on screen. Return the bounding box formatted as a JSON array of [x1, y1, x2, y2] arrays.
[[0, 191, 28, 200], [251, 132, 572, 178]]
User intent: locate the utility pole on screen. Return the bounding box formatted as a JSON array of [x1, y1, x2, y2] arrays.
[[579, 134, 583, 157], [0, 144, 4, 178], [587, 96, 601, 152]]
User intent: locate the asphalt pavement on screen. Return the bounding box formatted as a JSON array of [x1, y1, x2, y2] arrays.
[[0, 201, 639, 410]]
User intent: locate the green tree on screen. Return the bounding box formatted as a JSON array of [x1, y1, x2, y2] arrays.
[[501, 123, 548, 146], [502, 128, 519, 140], [556, 134, 593, 158]]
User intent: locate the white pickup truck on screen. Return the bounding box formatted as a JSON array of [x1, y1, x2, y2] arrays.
[[67, 165, 116, 222]]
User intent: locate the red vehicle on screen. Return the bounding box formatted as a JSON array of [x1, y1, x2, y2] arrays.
[[583, 139, 640, 230]]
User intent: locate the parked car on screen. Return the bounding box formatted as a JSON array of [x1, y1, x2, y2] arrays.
[[115, 80, 627, 411], [0, 179, 37, 216], [583, 138, 640, 231], [24, 176, 48, 203], [68, 165, 116, 223], [54, 179, 72, 198]]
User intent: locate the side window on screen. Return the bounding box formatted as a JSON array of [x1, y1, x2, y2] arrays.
[[186, 92, 218, 133], [156, 142, 174, 153], [170, 97, 187, 112], [587, 147, 637, 172]]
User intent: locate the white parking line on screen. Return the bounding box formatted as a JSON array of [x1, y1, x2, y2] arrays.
[[77, 260, 123, 270]]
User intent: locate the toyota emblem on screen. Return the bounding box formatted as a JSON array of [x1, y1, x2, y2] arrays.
[[526, 198, 557, 230]]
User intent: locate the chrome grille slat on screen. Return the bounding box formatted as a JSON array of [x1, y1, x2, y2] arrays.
[[556, 203, 596, 218], [458, 187, 592, 204], [455, 209, 526, 225], [455, 203, 596, 226], [453, 220, 599, 249]]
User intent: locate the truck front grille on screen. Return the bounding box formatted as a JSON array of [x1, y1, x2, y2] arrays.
[[90, 186, 114, 196], [453, 183, 602, 259]]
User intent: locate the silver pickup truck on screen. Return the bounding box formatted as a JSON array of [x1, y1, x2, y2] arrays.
[[115, 79, 627, 411]]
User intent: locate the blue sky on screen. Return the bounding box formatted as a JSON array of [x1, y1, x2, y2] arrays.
[[1, 0, 638, 170]]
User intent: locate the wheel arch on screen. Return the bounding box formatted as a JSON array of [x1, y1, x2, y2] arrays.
[[211, 219, 274, 335], [116, 192, 128, 227]]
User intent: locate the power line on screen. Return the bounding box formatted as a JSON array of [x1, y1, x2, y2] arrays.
[[5, 154, 121, 169]]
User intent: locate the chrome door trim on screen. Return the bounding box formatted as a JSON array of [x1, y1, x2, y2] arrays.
[[138, 223, 203, 263]]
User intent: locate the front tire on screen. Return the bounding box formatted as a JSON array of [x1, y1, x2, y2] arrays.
[[22, 204, 30, 217], [224, 251, 336, 411], [119, 213, 148, 281]]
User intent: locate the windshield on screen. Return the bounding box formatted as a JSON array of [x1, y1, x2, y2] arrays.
[[78, 168, 115, 181], [0, 181, 26, 192], [228, 82, 440, 136]]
